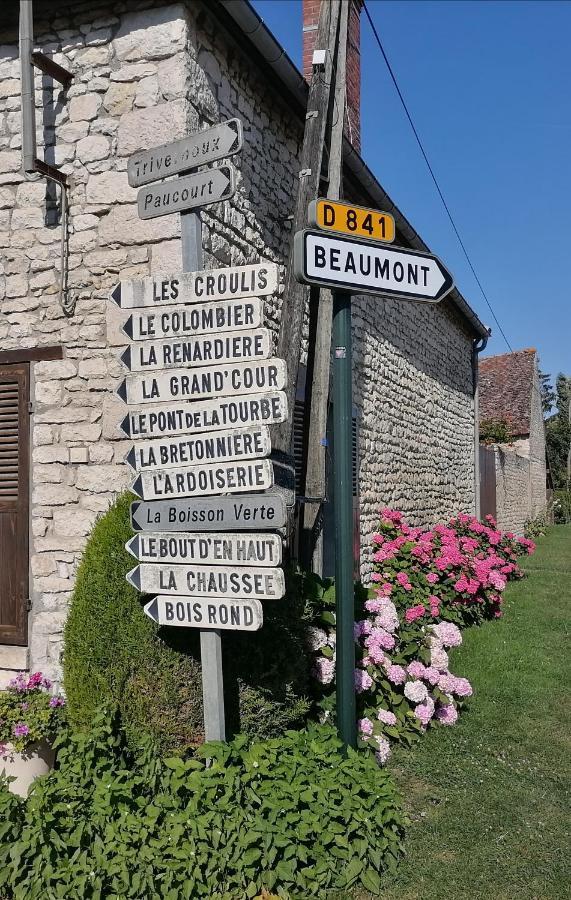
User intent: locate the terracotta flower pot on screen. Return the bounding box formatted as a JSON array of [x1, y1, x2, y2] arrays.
[[0, 741, 55, 797]]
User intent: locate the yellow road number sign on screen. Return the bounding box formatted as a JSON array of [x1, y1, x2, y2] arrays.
[[308, 198, 395, 244]]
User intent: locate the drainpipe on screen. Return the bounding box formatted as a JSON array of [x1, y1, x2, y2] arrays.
[[20, 0, 39, 179], [473, 334, 490, 519]]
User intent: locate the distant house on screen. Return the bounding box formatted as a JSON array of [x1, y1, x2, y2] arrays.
[[478, 348, 547, 533]]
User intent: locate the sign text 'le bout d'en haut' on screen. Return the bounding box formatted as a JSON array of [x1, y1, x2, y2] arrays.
[[113, 119, 288, 638], [294, 230, 454, 303]]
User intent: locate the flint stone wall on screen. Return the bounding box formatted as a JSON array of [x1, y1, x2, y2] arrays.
[[0, 0, 476, 681]]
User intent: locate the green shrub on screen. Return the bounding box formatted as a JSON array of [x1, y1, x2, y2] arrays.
[[0, 711, 404, 899], [63, 493, 313, 752]]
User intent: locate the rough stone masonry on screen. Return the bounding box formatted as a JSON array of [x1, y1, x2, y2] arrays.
[[0, 0, 478, 684]]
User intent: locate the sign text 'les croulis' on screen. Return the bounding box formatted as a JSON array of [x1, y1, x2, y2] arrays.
[[131, 458, 274, 502], [294, 230, 454, 303], [128, 119, 243, 188], [144, 595, 263, 632], [127, 563, 286, 600], [308, 198, 395, 244], [120, 391, 288, 440], [126, 531, 282, 567], [130, 493, 287, 533], [117, 358, 286, 406], [124, 425, 271, 473], [137, 164, 236, 219], [121, 298, 263, 342], [110, 263, 279, 310], [119, 328, 271, 373]]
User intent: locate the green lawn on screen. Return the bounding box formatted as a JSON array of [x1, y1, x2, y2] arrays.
[[377, 525, 571, 900]]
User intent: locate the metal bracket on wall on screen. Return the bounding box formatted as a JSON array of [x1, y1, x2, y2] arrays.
[[31, 51, 73, 87]]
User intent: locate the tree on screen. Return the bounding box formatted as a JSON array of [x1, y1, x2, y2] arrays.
[[539, 368, 555, 415], [546, 374, 571, 488]]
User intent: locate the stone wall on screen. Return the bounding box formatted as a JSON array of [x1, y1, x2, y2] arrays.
[[0, 0, 477, 681], [528, 367, 547, 519], [494, 447, 530, 535]]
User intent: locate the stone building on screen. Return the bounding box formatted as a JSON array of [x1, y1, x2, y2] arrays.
[[479, 348, 547, 533], [0, 0, 489, 685]]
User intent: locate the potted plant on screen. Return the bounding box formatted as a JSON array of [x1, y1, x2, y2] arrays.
[[0, 671, 65, 797]]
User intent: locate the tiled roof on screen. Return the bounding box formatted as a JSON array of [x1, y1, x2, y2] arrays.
[[479, 348, 537, 437]]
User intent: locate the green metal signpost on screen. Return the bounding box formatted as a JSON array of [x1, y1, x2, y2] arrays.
[[294, 221, 454, 749]]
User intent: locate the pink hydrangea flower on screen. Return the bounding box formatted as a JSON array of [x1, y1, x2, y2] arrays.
[[452, 677, 473, 698], [405, 604, 425, 623], [306, 626, 329, 650], [374, 735, 392, 765], [404, 680, 429, 703], [312, 657, 335, 685], [414, 696, 435, 727], [366, 627, 395, 651], [435, 701, 459, 726], [437, 672, 456, 693], [386, 664, 407, 685], [377, 708, 397, 726], [365, 598, 383, 613], [406, 661, 426, 679], [430, 646, 449, 671], [431, 622, 462, 648], [367, 644, 385, 665], [354, 669, 373, 693], [358, 717, 374, 736], [423, 666, 441, 685]]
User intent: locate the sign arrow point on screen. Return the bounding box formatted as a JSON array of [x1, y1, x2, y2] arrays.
[[110, 284, 121, 306], [119, 414, 131, 438], [131, 475, 143, 499], [120, 346, 131, 370], [143, 597, 159, 623], [125, 446, 136, 471], [126, 566, 141, 591], [116, 380, 127, 403], [130, 502, 141, 531], [121, 316, 133, 340], [125, 535, 139, 560]]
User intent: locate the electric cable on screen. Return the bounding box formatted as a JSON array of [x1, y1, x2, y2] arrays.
[[363, 1, 513, 352]]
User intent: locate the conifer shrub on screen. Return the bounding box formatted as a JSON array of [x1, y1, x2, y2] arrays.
[[63, 493, 312, 752]]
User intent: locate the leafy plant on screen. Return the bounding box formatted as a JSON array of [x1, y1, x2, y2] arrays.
[[479, 417, 514, 445], [0, 673, 65, 755], [523, 513, 547, 539], [63, 493, 314, 753], [0, 710, 405, 899]]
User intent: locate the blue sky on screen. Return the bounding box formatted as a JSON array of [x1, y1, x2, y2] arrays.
[[251, 0, 570, 381]]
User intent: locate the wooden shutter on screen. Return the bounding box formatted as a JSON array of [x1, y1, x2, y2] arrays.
[[0, 363, 29, 645]]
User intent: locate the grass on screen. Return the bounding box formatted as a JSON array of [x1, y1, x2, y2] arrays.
[[373, 525, 571, 900]]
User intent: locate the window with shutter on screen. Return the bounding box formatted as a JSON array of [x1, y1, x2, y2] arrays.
[[0, 364, 29, 645]]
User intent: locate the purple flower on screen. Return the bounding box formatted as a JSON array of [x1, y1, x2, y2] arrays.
[[354, 669, 373, 693], [312, 657, 335, 685], [404, 679, 429, 703], [13, 723, 29, 738], [386, 664, 406, 685], [435, 701, 459, 726], [49, 696, 66, 708], [377, 708, 397, 726], [452, 677, 473, 698], [374, 735, 391, 765], [358, 717, 374, 736]]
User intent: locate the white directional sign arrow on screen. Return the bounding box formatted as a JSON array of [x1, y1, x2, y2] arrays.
[[130, 493, 287, 532], [294, 230, 454, 303], [124, 425, 271, 473], [128, 118, 243, 187], [131, 458, 274, 501], [126, 532, 282, 567], [121, 298, 263, 342], [137, 164, 236, 220], [127, 563, 286, 599], [117, 359, 286, 406], [143, 595, 263, 632], [109, 264, 279, 309], [120, 391, 288, 440], [119, 328, 271, 373]]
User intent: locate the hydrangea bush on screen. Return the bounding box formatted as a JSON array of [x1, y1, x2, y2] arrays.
[[310, 511, 535, 764], [0, 672, 65, 756]]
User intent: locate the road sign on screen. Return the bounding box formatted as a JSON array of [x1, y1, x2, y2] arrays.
[[138, 164, 236, 219], [120, 391, 288, 439], [143, 595, 263, 631], [126, 531, 282, 566], [121, 298, 263, 342], [117, 358, 286, 406], [131, 458, 274, 501], [294, 230, 454, 303], [128, 119, 243, 188], [127, 563, 286, 599], [119, 328, 271, 373], [308, 199, 395, 244], [110, 263, 279, 309], [125, 425, 271, 473], [130, 493, 287, 532]]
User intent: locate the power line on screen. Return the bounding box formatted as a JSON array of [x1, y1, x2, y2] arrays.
[[363, 2, 513, 352]]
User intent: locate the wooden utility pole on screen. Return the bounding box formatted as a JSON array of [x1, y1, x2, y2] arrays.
[[273, 1, 341, 475], [300, 0, 349, 572]]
